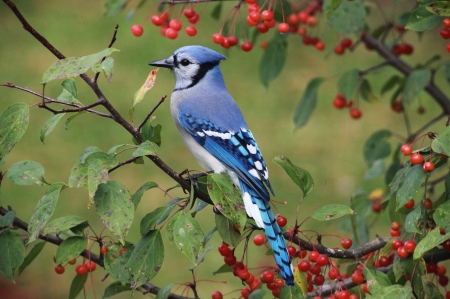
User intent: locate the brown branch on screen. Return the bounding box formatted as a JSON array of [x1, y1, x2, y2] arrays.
[[136, 95, 167, 133], [94, 24, 119, 83], [108, 156, 141, 173], [0, 206, 195, 299]]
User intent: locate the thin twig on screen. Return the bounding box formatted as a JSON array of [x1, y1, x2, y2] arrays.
[[94, 24, 119, 83], [409, 112, 446, 142], [108, 156, 141, 173], [136, 95, 167, 132]]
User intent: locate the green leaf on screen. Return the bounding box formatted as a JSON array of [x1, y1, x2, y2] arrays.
[[128, 69, 158, 122], [65, 111, 86, 129], [213, 264, 233, 275], [102, 281, 131, 298], [40, 113, 66, 143], [279, 284, 303, 299], [432, 124, 450, 156], [249, 289, 266, 299], [414, 228, 450, 259], [0, 210, 16, 227], [85, 151, 119, 168], [156, 283, 174, 299], [259, 32, 288, 87], [445, 60, 450, 85], [43, 215, 87, 235], [273, 155, 314, 196], [371, 284, 413, 299], [107, 144, 128, 156], [68, 162, 88, 188], [193, 199, 209, 214], [365, 159, 385, 181], [140, 206, 170, 235], [131, 181, 159, 210], [68, 274, 88, 299], [445, 171, 450, 201], [7, 160, 46, 186], [406, 6, 442, 31], [206, 173, 247, 231], [0, 103, 29, 168], [166, 213, 181, 243], [433, 200, 450, 231], [104, 242, 135, 283], [191, 244, 214, 269], [55, 236, 87, 264], [100, 57, 114, 82], [94, 181, 134, 244], [141, 122, 162, 146], [338, 68, 359, 100], [423, 279, 445, 299], [211, 3, 222, 20], [78, 146, 101, 163], [363, 130, 392, 166], [402, 69, 430, 104], [396, 165, 426, 210], [28, 182, 66, 243], [173, 213, 204, 264], [404, 205, 422, 233], [293, 77, 324, 129], [127, 230, 164, 290], [215, 214, 241, 247], [105, 0, 128, 17], [425, 1, 450, 16], [42, 48, 119, 83], [133, 140, 157, 157], [325, 0, 366, 33], [363, 266, 391, 294], [18, 242, 45, 275], [311, 204, 355, 221], [203, 226, 217, 247], [360, 79, 378, 102], [325, 0, 342, 18], [88, 159, 110, 200], [381, 75, 403, 95], [0, 230, 25, 281], [57, 78, 82, 105]]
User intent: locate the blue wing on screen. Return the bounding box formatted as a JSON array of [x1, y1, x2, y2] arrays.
[[179, 112, 274, 200]]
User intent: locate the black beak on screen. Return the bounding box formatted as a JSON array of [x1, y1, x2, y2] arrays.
[[149, 58, 174, 69]]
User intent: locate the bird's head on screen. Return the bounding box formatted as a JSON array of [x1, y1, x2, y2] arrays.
[[149, 45, 226, 90]]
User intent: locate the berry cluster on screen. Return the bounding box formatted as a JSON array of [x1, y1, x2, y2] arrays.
[[53, 255, 96, 276], [333, 38, 353, 55], [332, 93, 362, 119], [400, 143, 435, 173], [440, 18, 450, 52]]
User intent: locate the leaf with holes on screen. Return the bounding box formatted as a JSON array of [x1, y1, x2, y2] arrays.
[[0, 103, 29, 168], [173, 213, 204, 265], [104, 242, 135, 283], [55, 236, 87, 264], [42, 48, 119, 83], [207, 173, 247, 231], [7, 160, 46, 186], [127, 230, 164, 290], [28, 182, 66, 244], [94, 181, 134, 244], [293, 77, 324, 129], [311, 204, 355, 221], [273, 155, 314, 196], [0, 230, 25, 282]]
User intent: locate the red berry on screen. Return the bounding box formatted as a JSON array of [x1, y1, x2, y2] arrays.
[[262, 271, 275, 283], [260, 41, 268, 49], [297, 27, 307, 36], [151, 15, 163, 26], [131, 25, 144, 37], [351, 271, 364, 285], [241, 42, 253, 52], [287, 246, 296, 257], [443, 239, 450, 251], [379, 256, 389, 267], [165, 28, 178, 39], [185, 26, 197, 36], [401, 144, 413, 156], [188, 14, 200, 24], [333, 97, 346, 109], [439, 276, 449, 287], [427, 262, 437, 273], [392, 101, 403, 112], [372, 202, 382, 213], [309, 264, 321, 275], [363, 283, 371, 294], [249, 11, 260, 22], [264, 19, 276, 28], [444, 18, 450, 28], [218, 244, 232, 256], [169, 19, 182, 31], [119, 247, 127, 255], [404, 199, 414, 209], [278, 23, 290, 33], [250, 278, 261, 290], [261, 10, 274, 21], [68, 259, 77, 265], [246, 15, 259, 26], [212, 33, 224, 44], [350, 108, 362, 119], [298, 250, 307, 258], [423, 161, 435, 173], [276, 215, 287, 227], [257, 23, 269, 33], [410, 153, 424, 165], [241, 288, 251, 299], [84, 260, 96, 272], [228, 36, 238, 46], [441, 28, 450, 39], [238, 270, 250, 280], [308, 251, 319, 262], [184, 8, 196, 18], [437, 265, 447, 277], [392, 239, 403, 250], [315, 41, 325, 51], [341, 38, 352, 48], [334, 45, 345, 55], [328, 267, 339, 279], [391, 222, 400, 231], [266, 281, 278, 290], [313, 274, 325, 286], [287, 13, 299, 25], [75, 264, 88, 275], [55, 265, 65, 274], [245, 274, 254, 284], [447, 43, 450, 53], [275, 278, 284, 288], [224, 254, 237, 265], [404, 240, 416, 253], [100, 246, 107, 255], [422, 198, 432, 210], [253, 234, 265, 246], [397, 246, 409, 258], [211, 291, 223, 299], [337, 290, 351, 299], [297, 260, 311, 272], [390, 229, 401, 237], [341, 238, 352, 249], [316, 254, 329, 267]]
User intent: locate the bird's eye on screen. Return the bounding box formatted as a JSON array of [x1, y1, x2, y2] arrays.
[[180, 59, 191, 66]]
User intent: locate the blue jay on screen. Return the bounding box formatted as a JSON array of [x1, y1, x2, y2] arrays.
[[149, 45, 294, 286]]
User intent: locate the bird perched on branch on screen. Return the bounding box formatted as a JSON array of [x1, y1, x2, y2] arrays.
[[149, 45, 294, 286]]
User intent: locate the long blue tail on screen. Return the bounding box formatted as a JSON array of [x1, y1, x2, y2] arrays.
[[240, 182, 294, 286]]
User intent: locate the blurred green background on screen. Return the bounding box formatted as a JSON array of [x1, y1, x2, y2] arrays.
[[0, 1, 448, 298]]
